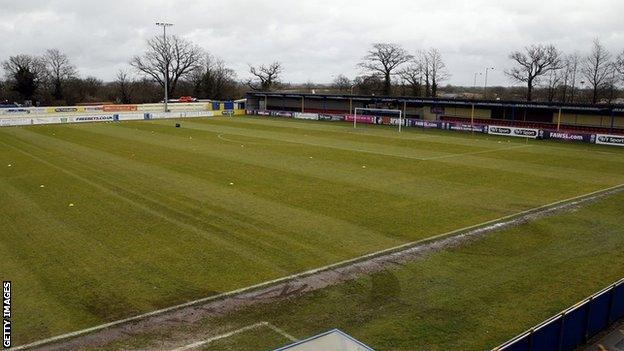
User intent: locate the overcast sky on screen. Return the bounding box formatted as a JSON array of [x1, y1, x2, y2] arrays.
[[1, 0, 623, 86]]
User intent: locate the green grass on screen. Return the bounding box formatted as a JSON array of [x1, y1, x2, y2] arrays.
[[0, 116, 623, 345], [97, 191, 624, 351]]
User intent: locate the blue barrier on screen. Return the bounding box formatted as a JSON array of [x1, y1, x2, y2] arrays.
[[494, 278, 624, 351], [611, 284, 624, 323], [532, 315, 562, 351]]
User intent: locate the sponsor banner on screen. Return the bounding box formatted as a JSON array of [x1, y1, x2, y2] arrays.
[[539, 130, 593, 143], [405, 119, 442, 129], [149, 111, 211, 119], [318, 114, 345, 121], [47, 107, 85, 114], [0, 108, 31, 115], [388, 118, 405, 126], [595, 134, 624, 147], [0, 111, 212, 127], [103, 105, 138, 112], [345, 114, 376, 124], [0, 118, 30, 126], [84, 106, 103, 112], [271, 111, 294, 118], [293, 112, 319, 120], [257, 110, 271, 116], [447, 122, 488, 133], [488, 125, 539, 139], [71, 115, 116, 123], [0, 107, 49, 115]]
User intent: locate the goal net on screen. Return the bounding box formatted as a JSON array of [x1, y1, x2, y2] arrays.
[[353, 107, 403, 132]]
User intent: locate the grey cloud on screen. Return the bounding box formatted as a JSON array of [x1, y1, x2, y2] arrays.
[[1, 0, 623, 86]]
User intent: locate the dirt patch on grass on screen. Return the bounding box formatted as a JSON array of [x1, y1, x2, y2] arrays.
[[18, 185, 624, 351]]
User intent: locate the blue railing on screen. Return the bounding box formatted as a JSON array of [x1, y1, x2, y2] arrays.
[[493, 278, 624, 351]]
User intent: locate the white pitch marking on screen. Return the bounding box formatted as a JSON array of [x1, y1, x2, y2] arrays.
[[169, 322, 296, 351], [419, 144, 533, 161], [220, 131, 528, 162], [12, 183, 624, 351], [169, 323, 265, 351], [265, 322, 298, 342]]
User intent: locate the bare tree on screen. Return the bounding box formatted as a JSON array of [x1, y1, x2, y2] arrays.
[[247, 62, 282, 91], [581, 39, 612, 104], [605, 65, 619, 103], [358, 43, 413, 96], [332, 74, 352, 93], [191, 54, 238, 99], [420, 51, 432, 97], [545, 69, 564, 102], [616, 50, 624, 79], [115, 69, 133, 104], [399, 55, 424, 96], [506, 44, 562, 101], [131, 35, 203, 97], [353, 75, 384, 96], [43, 49, 77, 101], [559, 53, 580, 103], [64, 76, 103, 104], [426, 48, 450, 97], [2, 54, 47, 102]]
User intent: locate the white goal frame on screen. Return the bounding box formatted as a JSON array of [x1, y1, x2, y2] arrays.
[[354, 107, 403, 132]]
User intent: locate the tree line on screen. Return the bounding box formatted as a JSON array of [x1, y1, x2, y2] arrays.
[[328, 43, 450, 98], [507, 39, 624, 103], [331, 39, 623, 103], [0, 36, 248, 106], [1, 36, 624, 106]]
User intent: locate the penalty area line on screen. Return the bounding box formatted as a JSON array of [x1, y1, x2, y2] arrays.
[[13, 183, 624, 350], [169, 321, 297, 351]]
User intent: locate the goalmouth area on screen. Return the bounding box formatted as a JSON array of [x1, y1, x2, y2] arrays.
[[1, 115, 624, 350]]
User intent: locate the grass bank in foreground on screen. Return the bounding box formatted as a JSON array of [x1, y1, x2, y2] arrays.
[[97, 192, 624, 351]]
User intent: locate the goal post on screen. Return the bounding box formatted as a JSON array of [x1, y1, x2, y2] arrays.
[[354, 107, 403, 132]]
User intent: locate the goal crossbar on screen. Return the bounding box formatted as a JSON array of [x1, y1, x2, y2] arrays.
[[353, 107, 403, 132]]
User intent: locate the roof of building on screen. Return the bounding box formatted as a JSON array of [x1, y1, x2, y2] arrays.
[[246, 92, 624, 114]]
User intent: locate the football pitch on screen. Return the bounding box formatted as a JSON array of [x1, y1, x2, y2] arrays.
[[1, 116, 624, 347], [96, 191, 624, 351]]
